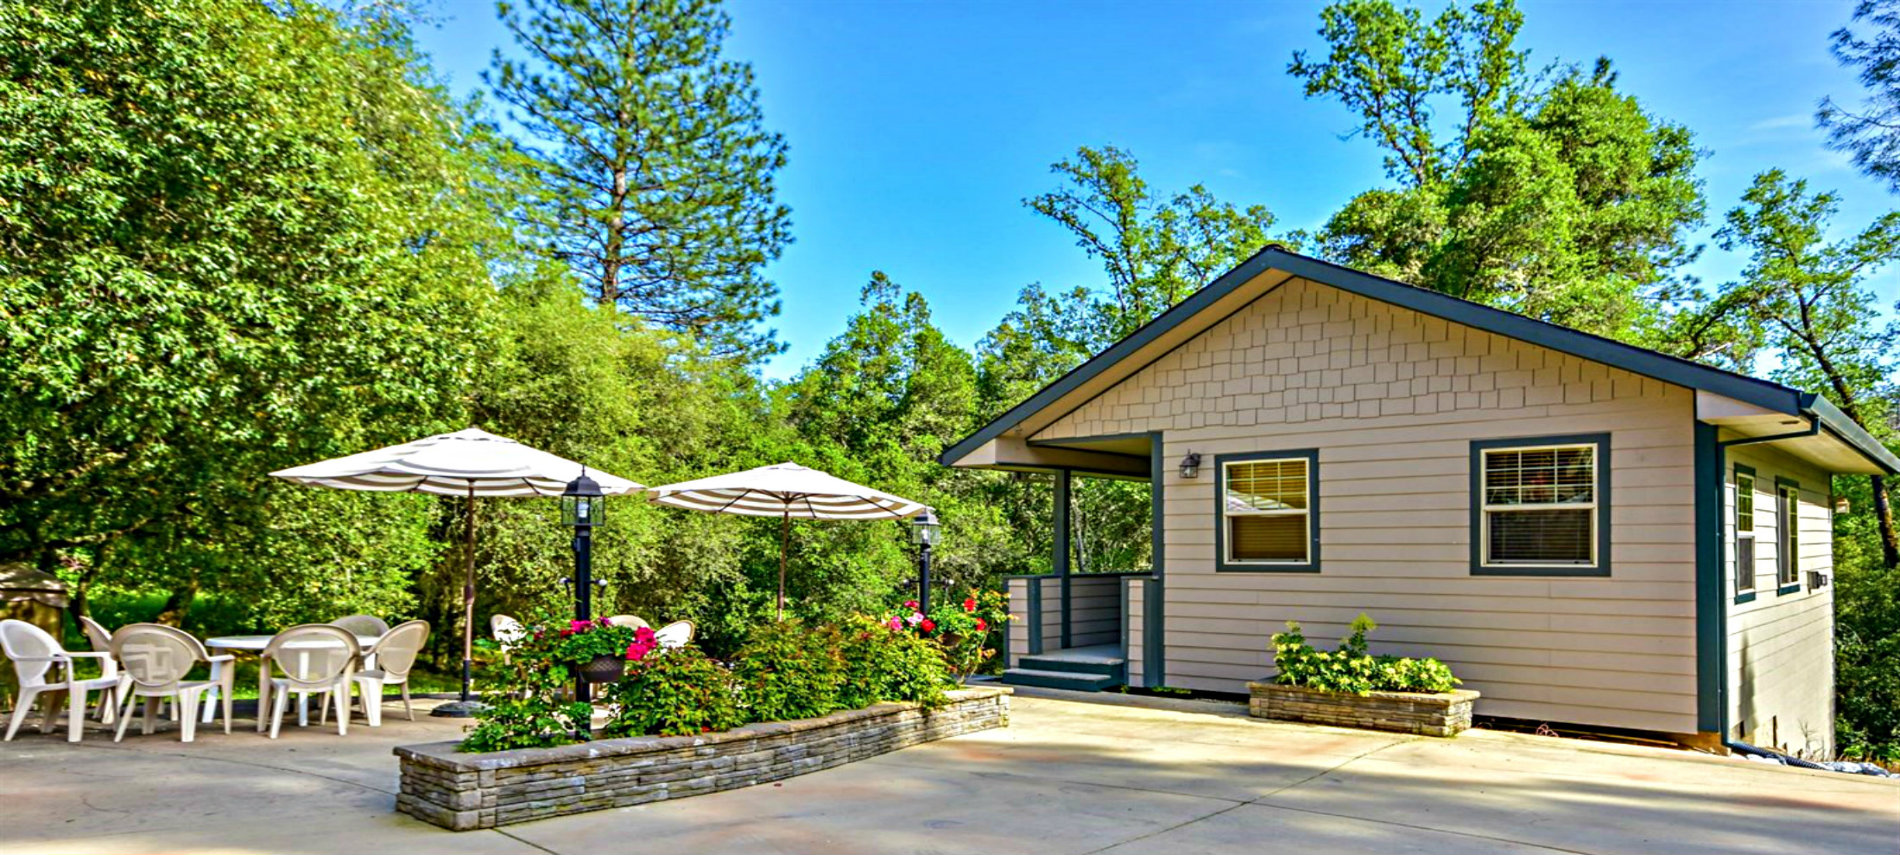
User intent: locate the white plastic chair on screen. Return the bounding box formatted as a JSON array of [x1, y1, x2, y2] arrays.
[[1, 619, 120, 742], [76, 615, 124, 723], [110, 623, 232, 743], [606, 614, 649, 629], [490, 614, 526, 664], [352, 620, 429, 725], [652, 620, 695, 650], [329, 614, 390, 637], [262, 624, 359, 738]]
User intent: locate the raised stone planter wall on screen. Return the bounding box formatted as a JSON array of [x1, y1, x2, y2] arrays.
[[395, 686, 1010, 830], [1248, 682, 1478, 737]]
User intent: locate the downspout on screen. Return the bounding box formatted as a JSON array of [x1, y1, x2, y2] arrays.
[[1704, 418, 1821, 753]]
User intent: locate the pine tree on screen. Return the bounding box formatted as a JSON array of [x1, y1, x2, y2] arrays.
[[489, 0, 792, 359]]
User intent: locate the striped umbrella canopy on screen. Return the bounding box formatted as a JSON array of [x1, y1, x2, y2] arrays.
[[647, 462, 926, 618], [270, 427, 641, 713]]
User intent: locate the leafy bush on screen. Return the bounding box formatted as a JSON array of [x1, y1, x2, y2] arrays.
[[461, 616, 592, 752], [837, 615, 948, 709], [1271, 614, 1460, 695], [549, 618, 647, 665], [729, 619, 846, 722], [603, 646, 744, 738]]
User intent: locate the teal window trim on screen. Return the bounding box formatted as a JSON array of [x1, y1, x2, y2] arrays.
[[1733, 463, 1757, 603], [1214, 449, 1320, 573], [1469, 433, 1613, 577], [1774, 475, 1801, 595]]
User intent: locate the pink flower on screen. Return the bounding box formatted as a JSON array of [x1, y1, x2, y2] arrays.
[[570, 619, 592, 634], [905, 612, 922, 627], [886, 616, 903, 631], [634, 626, 657, 645], [903, 600, 918, 610]]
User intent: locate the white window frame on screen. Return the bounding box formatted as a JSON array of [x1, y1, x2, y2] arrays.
[[1219, 455, 1314, 568], [1478, 442, 1600, 569]]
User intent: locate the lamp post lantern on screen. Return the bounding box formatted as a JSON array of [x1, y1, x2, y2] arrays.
[[910, 508, 941, 615], [561, 471, 605, 710]]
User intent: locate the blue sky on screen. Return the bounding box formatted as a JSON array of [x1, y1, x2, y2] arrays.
[[411, 0, 1899, 380]]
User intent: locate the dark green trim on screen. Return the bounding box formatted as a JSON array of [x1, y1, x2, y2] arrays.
[[1468, 434, 1612, 577], [1026, 579, 1044, 656], [1054, 469, 1073, 649], [1776, 583, 1803, 596], [1694, 422, 1725, 734], [1147, 433, 1165, 688], [1733, 463, 1757, 603], [1212, 449, 1321, 573]]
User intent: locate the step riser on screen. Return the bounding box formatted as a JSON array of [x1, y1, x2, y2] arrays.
[[1018, 656, 1125, 677], [1000, 671, 1119, 692]]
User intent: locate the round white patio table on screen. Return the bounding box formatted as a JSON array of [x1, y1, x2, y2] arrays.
[[206, 634, 381, 732]]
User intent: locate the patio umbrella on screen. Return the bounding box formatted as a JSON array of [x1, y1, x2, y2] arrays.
[[271, 427, 641, 715], [646, 462, 927, 619]]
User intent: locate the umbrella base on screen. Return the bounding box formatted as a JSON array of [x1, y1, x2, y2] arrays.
[[430, 700, 489, 718]]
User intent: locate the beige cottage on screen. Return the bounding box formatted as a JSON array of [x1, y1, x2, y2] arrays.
[[942, 247, 1897, 755]]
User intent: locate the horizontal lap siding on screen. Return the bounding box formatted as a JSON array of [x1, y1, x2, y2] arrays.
[[1068, 577, 1122, 648], [1033, 276, 1700, 733], [1725, 445, 1835, 756]]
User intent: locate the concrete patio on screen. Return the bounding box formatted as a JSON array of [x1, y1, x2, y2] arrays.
[[1, 691, 1894, 855]]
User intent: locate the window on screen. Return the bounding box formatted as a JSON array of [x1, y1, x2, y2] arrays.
[[1777, 479, 1800, 590], [1216, 450, 1318, 571], [1735, 468, 1756, 597], [1470, 434, 1610, 576]]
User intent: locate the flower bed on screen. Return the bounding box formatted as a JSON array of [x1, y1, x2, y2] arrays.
[[1249, 613, 1478, 737], [396, 686, 1010, 830]]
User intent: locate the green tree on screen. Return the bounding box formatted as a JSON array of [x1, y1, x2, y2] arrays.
[[1819, 0, 1900, 193], [488, 0, 791, 360], [1293, 0, 1704, 339], [1699, 171, 1900, 568], [0, 1, 498, 618]]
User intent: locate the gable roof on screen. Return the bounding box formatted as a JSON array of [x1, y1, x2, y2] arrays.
[[942, 246, 1899, 475]]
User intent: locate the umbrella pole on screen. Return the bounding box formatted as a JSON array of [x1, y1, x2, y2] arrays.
[[432, 486, 486, 717], [462, 488, 477, 701], [777, 510, 789, 621]]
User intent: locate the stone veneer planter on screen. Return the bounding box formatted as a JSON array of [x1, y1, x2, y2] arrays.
[[1248, 682, 1479, 737], [395, 686, 1010, 830]]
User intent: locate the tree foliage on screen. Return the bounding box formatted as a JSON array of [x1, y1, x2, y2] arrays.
[[1820, 0, 1900, 193], [1296, 0, 1705, 339], [0, 0, 497, 622], [489, 0, 792, 359]]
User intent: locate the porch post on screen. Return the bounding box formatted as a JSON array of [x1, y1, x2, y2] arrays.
[[1054, 468, 1072, 650]]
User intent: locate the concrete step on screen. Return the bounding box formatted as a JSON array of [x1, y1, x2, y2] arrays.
[[999, 668, 1120, 692], [1019, 653, 1126, 679]]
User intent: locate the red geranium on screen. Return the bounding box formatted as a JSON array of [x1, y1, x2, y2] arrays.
[[963, 597, 977, 613], [920, 618, 936, 633], [975, 617, 987, 632]]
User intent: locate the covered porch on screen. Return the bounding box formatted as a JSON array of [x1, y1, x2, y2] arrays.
[[982, 432, 1166, 692]]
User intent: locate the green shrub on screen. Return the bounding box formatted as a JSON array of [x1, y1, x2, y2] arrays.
[[837, 615, 948, 709], [603, 646, 744, 738], [460, 616, 592, 752], [730, 619, 845, 722], [1271, 614, 1460, 695]]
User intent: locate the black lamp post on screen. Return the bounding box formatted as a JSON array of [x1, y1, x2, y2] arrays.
[[561, 471, 604, 710], [911, 508, 941, 615]]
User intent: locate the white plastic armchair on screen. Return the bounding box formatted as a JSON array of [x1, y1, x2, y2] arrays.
[[652, 620, 695, 650], [352, 620, 429, 725], [1, 619, 120, 743], [329, 614, 390, 637], [77, 615, 124, 724], [605, 614, 649, 629], [262, 624, 360, 738], [110, 623, 232, 743], [490, 614, 526, 664]]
